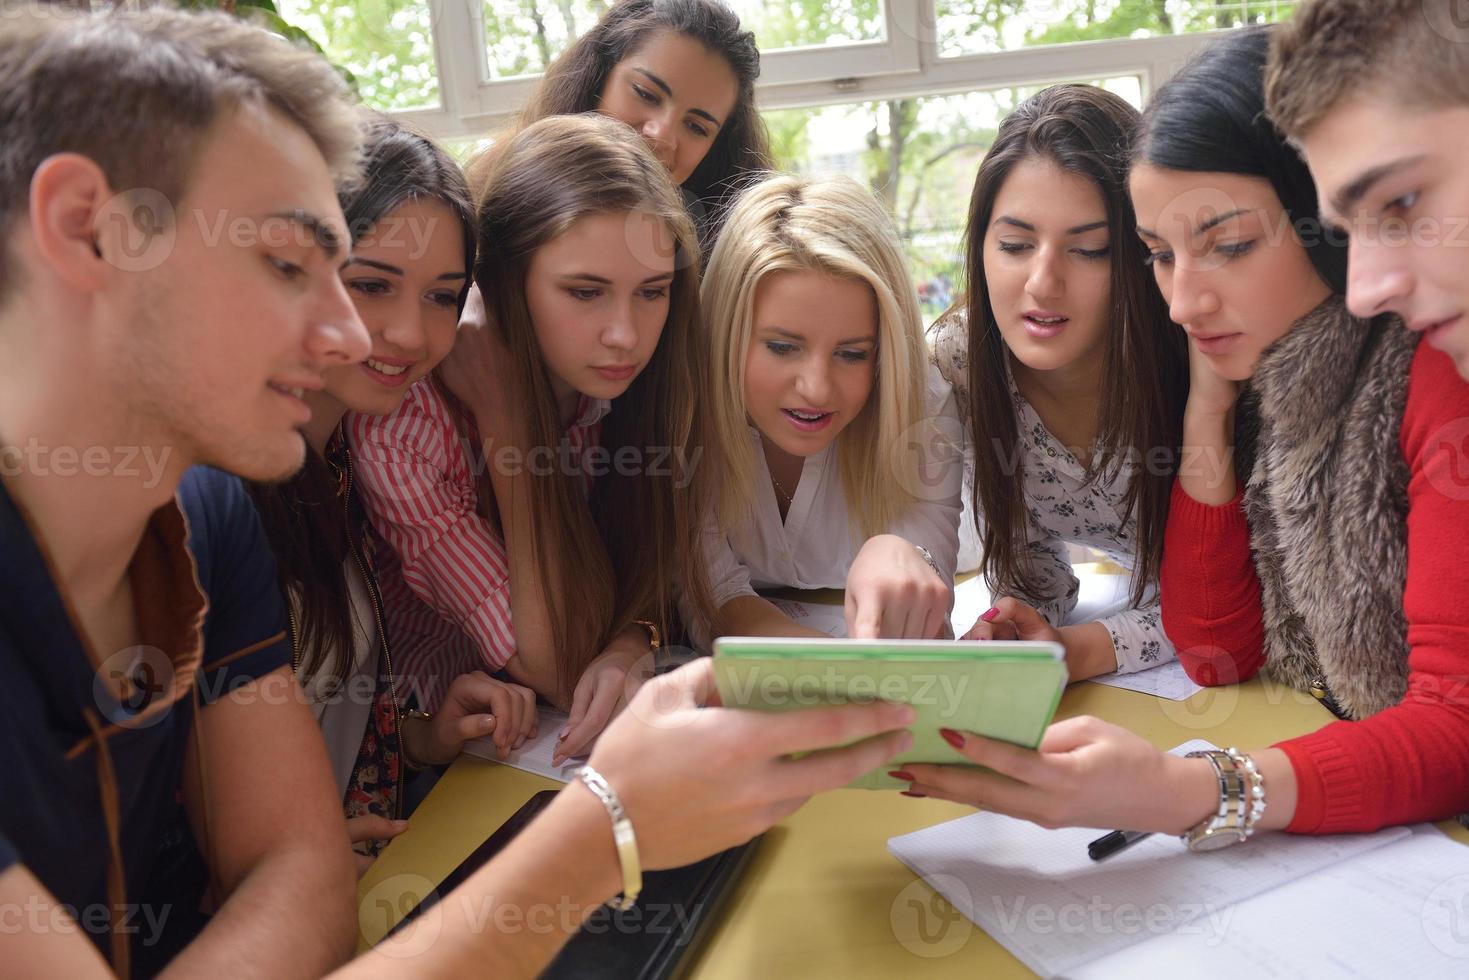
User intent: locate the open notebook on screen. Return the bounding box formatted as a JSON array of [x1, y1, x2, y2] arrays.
[[888, 740, 1469, 978]]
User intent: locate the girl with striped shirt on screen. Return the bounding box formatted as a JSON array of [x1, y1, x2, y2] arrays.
[[349, 114, 714, 764]]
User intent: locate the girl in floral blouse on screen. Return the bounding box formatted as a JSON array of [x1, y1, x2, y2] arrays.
[[930, 84, 1188, 680]]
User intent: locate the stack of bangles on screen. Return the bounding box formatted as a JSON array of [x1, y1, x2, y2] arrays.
[[1181, 747, 1266, 851]]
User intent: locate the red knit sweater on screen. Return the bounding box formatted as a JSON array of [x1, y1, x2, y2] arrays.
[[1160, 343, 1469, 833]]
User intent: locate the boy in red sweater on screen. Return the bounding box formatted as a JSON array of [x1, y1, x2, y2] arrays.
[[1268, 0, 1469, 383], [893, 20, 1469, 842]]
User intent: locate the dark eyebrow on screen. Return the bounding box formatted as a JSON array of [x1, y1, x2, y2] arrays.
[[1329, 155, 1427, 219], [345, 257, 402, 276], [266, 209, 346, 262], [765, 327, 876, 346], [1135, 209, 1248, 243], [344, 258, 466, 282], [632, 67, 724, 128], [993, 216, 1108, 235], [1196, 208, 1247, 234], [560, 272, 675, 285]]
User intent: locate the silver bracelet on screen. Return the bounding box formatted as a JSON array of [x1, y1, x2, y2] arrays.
[[1226, 746, 1267, 833], [577, 765, 642, 909]]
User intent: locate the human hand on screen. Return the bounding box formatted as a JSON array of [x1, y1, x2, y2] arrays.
[[345, 814, 409, 877], [435, 284, 521, 440], [554, 633, 652, 765], [845, 534, 952, 639], [895, 715, 1215, 834], [583, 658, 915, 869], [961, 596, 1056, 643], [409, 670, 539, 765]]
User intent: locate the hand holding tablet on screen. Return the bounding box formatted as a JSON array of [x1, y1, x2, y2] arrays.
[[712, 638, 1068, 789]]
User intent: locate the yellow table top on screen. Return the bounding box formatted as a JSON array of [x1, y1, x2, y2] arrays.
[[358, 674, 1469, 974]]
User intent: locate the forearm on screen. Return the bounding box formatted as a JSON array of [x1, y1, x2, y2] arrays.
[[1057, 621, 1117, 682], [714, 596, 827, 640], [160, 841, 355, 978], [334, 785, 621, 979], [1178, 407, 1236, 505]]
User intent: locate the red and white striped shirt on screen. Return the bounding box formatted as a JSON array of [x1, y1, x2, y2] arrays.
[[346, 381, 609, 709]]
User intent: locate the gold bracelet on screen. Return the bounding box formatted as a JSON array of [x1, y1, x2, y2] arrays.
[[400, 708, 432, 771], [631, 619, 662, 653]]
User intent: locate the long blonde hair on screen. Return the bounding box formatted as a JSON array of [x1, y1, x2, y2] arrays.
[[701, 173, 930, 539], [459, 113, 714, 693]]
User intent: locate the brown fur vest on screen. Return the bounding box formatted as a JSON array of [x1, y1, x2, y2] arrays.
[[1239, 295, 1420, 720]]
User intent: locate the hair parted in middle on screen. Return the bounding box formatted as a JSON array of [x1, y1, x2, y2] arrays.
[[455, 111, 714, 692], [952, 83, 1187, 610], [701, 173, 933, 543], [516, 0, 771, 245]]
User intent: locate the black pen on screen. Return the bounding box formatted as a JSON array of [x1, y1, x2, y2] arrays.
[[1087, 830, 1151, 861]]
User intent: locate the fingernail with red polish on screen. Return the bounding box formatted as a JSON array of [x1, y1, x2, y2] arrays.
[[980, 607, 999, 622], [940, 728, 965, 749], [900, 789, 927, 798], [889, 769, 916, 781]]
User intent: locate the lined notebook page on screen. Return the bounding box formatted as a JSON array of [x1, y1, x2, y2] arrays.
[[887, 740, 1411, 977], [1070, 826, 1469, 979]]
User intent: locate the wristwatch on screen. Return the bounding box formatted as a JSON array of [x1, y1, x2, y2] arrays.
[[1181, 747, 1266, 851], [400, 708, 433, 771]]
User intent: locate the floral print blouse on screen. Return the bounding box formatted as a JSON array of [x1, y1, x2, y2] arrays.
[[929, 309, 1175, 674]]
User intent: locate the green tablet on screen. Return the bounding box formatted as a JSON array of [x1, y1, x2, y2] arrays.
[[712, 637, 1068, 790]]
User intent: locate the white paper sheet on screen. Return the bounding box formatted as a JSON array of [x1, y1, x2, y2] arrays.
[[768, 597, 848, 637], [1069, 825, 1469, 979], [1088, 660, 1205, 701], [886, 740, 1414, 978], [460, 705, 587, 782]]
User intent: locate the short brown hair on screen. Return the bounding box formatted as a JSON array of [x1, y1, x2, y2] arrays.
[[1266, 0, 1469, 138], [0, 2, 361, 299]]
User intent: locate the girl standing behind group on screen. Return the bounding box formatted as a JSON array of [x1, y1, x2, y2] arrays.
[[349, 114, 715, 766], [694, 174, 963, 643], [516, 0, 770, 249], [930, 84, 1188, 681]]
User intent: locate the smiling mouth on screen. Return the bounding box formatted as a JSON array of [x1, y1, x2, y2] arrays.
[[267, 382, 305, 399], [365, 358, 409, 377]]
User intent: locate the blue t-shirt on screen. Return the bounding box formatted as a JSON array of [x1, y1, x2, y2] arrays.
[[0, 466, 290, 974]]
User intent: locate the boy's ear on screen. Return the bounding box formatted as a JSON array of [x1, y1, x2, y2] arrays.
[[28, 153, 176, 291]]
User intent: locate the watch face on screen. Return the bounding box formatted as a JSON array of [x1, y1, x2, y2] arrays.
[[1190, 829, 1244, 852]]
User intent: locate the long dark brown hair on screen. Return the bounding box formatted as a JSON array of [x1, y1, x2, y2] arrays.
[[462, 112, 714, 697], [248, 113, 476, 685], [953, 84, 1187, 608], [518, 0, 771, 248]]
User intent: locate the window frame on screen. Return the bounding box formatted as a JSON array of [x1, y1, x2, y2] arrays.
[[391, 0, 1250, 141]]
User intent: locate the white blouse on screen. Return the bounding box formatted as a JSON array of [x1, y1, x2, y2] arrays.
[[701, 361, 964, 617], [930, 309, 1175, 674]]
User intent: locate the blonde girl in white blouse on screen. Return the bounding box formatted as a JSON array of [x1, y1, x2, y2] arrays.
[[694, 174, 964, 643], [931, 84, 1189, 680]]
